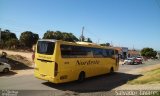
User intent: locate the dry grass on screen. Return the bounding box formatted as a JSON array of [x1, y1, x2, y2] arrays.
[[8, 54, 33, 66], [0, 50, 33, 70], [0, 50, 33, 61], [0, 54, 33, 70], [128, 68, 160, 84]]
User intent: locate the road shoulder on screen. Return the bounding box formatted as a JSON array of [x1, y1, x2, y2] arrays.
[[114, 63, 160, 90]]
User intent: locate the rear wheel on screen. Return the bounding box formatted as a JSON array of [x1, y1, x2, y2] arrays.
[[3, 68, 9, 73], [78, 72, 85, 82], [109, 67, 114, 74]]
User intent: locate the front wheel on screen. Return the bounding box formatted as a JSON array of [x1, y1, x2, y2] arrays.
[[109, 67, 114, 75], [78, 72, 85, 82], [3, 68, 9, 73]]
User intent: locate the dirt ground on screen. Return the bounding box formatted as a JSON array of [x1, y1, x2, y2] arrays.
[[0, 49, 33, 61], [0, 49, 34, 76]]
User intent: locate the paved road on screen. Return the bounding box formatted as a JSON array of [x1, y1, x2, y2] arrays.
[[119, 59, 160, 72], [0, 60, 160, 96]]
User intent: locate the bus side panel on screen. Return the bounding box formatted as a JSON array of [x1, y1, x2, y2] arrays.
[[102, 58, 112, 74], [57, 58, 79, 82], [57, 58, 104, 82], [54, 42, 80, 83], [55, 57, 117, 83], [95, 57, 118, 75], [50, 42, 119, 83], [78, 58, 99, 78]]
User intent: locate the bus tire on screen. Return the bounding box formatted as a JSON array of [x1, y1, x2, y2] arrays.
[[109, 67, 114, 75], [78, 72, 85, 82]]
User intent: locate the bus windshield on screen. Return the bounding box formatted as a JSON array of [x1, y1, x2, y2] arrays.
[[37, 41, 55, 55]]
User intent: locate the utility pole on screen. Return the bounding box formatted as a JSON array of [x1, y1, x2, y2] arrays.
[[81, 26, 84, 41], [111, 41, 113, 47], [133, 45, 135, 50], [97, 39, 100, 44]]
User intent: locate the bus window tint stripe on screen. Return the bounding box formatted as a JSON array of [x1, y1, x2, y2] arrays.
[[60, 44, 115, 58]]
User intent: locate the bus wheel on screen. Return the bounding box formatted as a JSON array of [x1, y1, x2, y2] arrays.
[[78, 72, 85, 82], [109, 67, 114, 74]]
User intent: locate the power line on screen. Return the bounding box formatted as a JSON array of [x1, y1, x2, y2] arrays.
[[83, 27, 102, 43], [85, 28, 114, 45]]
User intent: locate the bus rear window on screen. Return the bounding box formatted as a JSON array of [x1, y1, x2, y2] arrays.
[[37, 41, 55, 55]]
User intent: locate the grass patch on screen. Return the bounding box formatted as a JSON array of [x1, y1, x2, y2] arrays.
[[128, 68, 160, 84]]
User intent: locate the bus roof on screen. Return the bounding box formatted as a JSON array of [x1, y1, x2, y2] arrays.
[[38, 39, 114, 49], [38, 39, 57, 42]]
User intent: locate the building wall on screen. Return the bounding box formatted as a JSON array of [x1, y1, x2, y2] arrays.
[[114, 47, 128, 59]]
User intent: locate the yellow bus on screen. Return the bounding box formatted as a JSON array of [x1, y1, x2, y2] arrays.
[[34, 39, 119, 83]]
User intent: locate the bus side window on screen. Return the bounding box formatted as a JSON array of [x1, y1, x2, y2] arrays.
[[111, 49, 115, 55], [93, 48, 103, 58], [61, 45, 72, 58], [84, 47, 93, 58], [105, 49, 110, 57], [72, 46, 87, 57], [104, 49, 114, 57], [61, 45, 90, 58], [102, 49, 107, 57]]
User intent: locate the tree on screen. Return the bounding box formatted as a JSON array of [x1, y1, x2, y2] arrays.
[[106, 43, 110, 46], [68, 33, 79, 41], [5, 38, 19, 49], [0, 29, 18, 49], [63, 32, 72, 41], [1, 29, 17, 42], [43, 30, 58, 39], [19, 31, 39, 48], [43, 31, 79, 42], [85, 38, 92, 43], [100, 43, 111, 47], [79, 35, 85, 42], [141, 47, 157, 58]]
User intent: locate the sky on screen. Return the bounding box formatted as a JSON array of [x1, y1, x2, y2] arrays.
[[0, 0, 160, 50]]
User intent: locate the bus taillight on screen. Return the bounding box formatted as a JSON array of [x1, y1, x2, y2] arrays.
[[54, 62, 58, 77]]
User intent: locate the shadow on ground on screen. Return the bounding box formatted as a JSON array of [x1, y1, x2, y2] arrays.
[[0, 57, 33, 70], [7, 58, 33, 70], [0, 71, 17, 76], [42, 72, 142, 93]]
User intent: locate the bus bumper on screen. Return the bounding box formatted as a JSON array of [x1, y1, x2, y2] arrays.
[[34, 72, 59, 84]]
